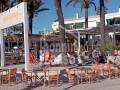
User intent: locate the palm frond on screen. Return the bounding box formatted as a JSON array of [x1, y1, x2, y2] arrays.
[[32, 0, 46, 12], [66, 0, 74, 6], [89, 1, 96, 11], [66, 0, 84, 7], [35, 8, 49, 13], [10, 0, 17, 7], [73, 0, 81, 7]]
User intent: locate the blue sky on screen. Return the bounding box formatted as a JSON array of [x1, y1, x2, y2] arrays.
[[33, 0, 120, 34]]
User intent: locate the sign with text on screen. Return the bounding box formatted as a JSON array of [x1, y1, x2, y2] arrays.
[[0, 2, 25, 29]]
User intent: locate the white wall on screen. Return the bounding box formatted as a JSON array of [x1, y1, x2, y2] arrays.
[[88, 21, 97, 28], [52, 10, 120, 31]]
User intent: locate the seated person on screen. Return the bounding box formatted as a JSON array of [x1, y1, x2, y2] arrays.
[[44, 50, 52, 64]]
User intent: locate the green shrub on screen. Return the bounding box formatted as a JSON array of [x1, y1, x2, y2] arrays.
[[105, 43, 116, 52]]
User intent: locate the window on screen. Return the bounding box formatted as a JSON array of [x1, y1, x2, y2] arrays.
[[107, 18, 120, 25], [73, 22, 84, 29], [64, 22, 84, 30], [65, 24, 74, 30]]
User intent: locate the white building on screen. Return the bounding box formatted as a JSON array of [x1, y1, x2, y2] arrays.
[[52, 8, 120, 31]]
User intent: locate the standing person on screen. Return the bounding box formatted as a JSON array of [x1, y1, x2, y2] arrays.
[[92, 47, 101, 64], [83, 46, 89, 63], [19, 48, 24, 63]]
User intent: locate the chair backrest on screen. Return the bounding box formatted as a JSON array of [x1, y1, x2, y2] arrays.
[[102, 64, 110, 71], [92, 64, 100, 74], [46, 70, 58, 76], [66, 68, 75, 79], [46, 70, 59, 81], [10, 68, 17, 76]]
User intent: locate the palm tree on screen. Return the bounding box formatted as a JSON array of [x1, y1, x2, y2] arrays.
[[14, 0, 49, 34], [96, 6, 108, 15], [99, 0, 106, 50], [54, 0, 65, 60], [66, 0, 96, 51], [66, 0, 96, 28]]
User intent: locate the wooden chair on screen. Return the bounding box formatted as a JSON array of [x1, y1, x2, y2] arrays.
[[108, 64, 120, 78], [21, 68, 33, 84], [113, 66, 120, 78], [77, 67, 96, 84], [77, 69, 88, 84], [35, 70, 45, 85], [102, 64, 113, 78], [46, 70, 59, 86], [66, 68, 77, 84], [113, 61, 120, 78], [90, 64, 101, 82], [1, 68, 17, 84], [86, 69, 95, 83]]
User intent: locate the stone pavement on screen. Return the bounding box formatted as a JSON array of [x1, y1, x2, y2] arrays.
[[0, 78, 120, 90]]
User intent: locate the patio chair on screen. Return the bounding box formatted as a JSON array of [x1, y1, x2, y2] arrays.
[[86, 69, 95, 83], [91, 64, 101, 82], [46, 70, 59, 86], [112, 60, 120, 78], [107, 63, 120, 79], [77, 69, 87, 84], [22, 68, 45, 86], [66, 68, 77, 84], [112, 66, 120, 78], [77, 67, 96, 84], [1, 68, 17, 84], [35, 70, 45, 85], [21, 68, 33, 84], [102, 64, 113, 78]]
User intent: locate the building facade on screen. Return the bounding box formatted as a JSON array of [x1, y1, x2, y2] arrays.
[[52, 8, 120, 31]]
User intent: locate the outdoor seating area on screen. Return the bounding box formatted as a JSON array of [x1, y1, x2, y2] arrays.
[[0, 0, 120, 90], [1, 62, 120, 89]]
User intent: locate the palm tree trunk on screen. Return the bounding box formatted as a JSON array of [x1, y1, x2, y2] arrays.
[[85, 8, 88, 28], [0, 4, 2, 13], [54, 0, 65, 63], [0, 4, 3, 12], [100, 0, 105, 50], [29, 15, 33, 34], [85, 8, 88, 46]]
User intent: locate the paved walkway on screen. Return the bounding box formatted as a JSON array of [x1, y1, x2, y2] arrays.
[[0, 78, 120, 90]]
